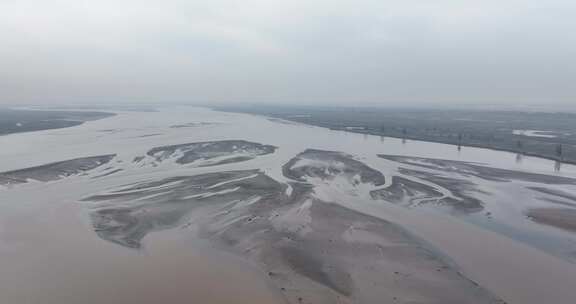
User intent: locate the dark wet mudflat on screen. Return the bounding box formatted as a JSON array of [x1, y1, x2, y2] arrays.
[[527, 208, 576, 233], [386, 168, 484, 213], [2, 107, 576, 304], [377, 154, 576, 261], [371, 175, 444, 206], [379, 155, 576, 184], [141, 140, 276, 167], [83, 152, 503, 303], [85, 170, 283, 248], [0, 155, 115, 185], [283, 149, 386, 186]]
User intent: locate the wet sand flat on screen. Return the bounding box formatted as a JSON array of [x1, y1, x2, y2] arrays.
[[143, 140, 276, 167], [527, 208, 576, 232], [2, 107, 576, 304], [374, 154, 576, 261], [83, 167, 503, 303], [0, 155, 115, 185]]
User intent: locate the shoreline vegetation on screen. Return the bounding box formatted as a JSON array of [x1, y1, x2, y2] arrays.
[[0, 109, 114, 136], [7, 138, 576, 302], [3, 107, 576, 303], [216, 105, 576, 166]]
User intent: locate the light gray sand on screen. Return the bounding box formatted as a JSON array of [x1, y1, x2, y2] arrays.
[[84, 170, 283, 248], [528, 187, 576, 206], [142, 140, 276, 167], [392, 168, 485, 213], [283, 149, 386, 186], [377, 154, 576, 261], [379, 155, 576, 184], [3, 108, 576, 304], [83, 155, 503, 303], [0, 154, 115, 185], [370, 176, 444, 206]]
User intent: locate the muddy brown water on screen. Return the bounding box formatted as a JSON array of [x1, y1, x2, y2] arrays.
[[0, 200, 283, 304], [1, 106, 576, 304]]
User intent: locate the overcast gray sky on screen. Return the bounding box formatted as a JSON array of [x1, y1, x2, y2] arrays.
[[1, 0, 575, 106]]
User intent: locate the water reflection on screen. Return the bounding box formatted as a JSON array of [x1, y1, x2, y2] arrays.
[[555, 161, 562, 172], [515, 153, 523, 164]]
